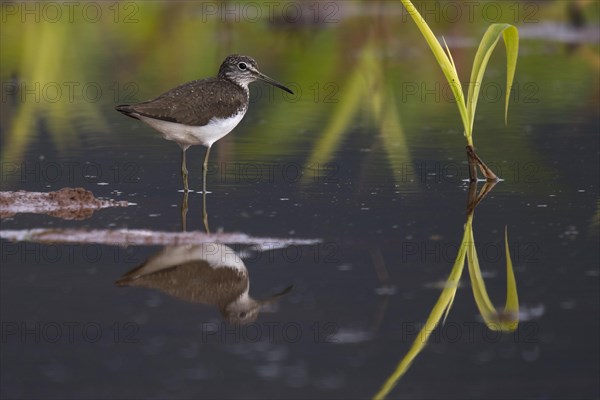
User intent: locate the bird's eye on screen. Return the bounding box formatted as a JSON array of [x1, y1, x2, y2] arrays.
[[239, 312, 247, 318], [238, 62, 247, 71]]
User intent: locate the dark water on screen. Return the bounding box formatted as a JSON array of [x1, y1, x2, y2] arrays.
[[1, 1, 599, 399]]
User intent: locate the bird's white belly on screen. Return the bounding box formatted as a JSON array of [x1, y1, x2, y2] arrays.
[[138, 111, 245, 148], [140, 243, 247, 276]]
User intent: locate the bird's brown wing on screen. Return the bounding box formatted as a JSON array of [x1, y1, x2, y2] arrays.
[[118, 78, 247, 126], [117, 261, 248, 305]]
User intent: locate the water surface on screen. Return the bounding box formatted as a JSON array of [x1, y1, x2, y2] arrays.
[[1, 1, 599, 399]]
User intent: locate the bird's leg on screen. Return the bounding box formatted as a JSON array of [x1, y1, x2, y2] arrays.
[[202, 190, 210, 234], [181, 148, 189, 191], [181, 190, 189, 232], [202, 145, 212, 194]]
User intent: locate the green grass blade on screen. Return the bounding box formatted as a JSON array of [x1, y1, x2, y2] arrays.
[[466, 224, 519, 331], [466, 221, 495, 311], [399, 0, 469, 137], [373, 217, 470, 400], [502, 27, 519, 125], [442, 36, 457, 75], [466, 24, 519, 135], [504, 226, 519, 321]]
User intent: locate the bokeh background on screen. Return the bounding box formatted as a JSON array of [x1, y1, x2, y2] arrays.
[[1, 1, 599, 399]]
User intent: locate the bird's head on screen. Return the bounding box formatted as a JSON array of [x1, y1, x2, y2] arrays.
[[218, 54, 293, 94]]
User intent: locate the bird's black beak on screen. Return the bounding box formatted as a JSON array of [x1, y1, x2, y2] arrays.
[[259, 285, 294, 306], [257, 71, 294, 95]]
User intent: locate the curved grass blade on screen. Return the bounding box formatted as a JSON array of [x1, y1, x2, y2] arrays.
[[503, 226, 519, 322], [466, 225, 519, 331], [466, 24, 519, 138], [399, 0, 469, 137], [442, 36, 458, 75], [373, 218, 470, 400]]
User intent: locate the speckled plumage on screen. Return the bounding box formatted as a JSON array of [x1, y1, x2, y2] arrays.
[[115, 78, 248, 127], [115, 55, 281, 127], [117, 259, 248, 310], [115, 54, 293, 192]]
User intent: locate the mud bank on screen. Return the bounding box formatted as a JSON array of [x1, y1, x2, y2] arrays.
[[0, 187, 130, 220]]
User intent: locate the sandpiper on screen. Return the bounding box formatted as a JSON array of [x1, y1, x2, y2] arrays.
[[116, 243, 292, 324], [115, 54, 293, 192]]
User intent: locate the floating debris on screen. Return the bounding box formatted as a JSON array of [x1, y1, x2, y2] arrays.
[[0, 228, 322, 248], [0, 187, 129, 220]]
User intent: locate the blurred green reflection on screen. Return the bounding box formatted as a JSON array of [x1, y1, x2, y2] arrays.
[[1, 1, 598, 188]]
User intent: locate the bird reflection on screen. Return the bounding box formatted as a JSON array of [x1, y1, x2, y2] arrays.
[[116, 243, 292, 324], [180, 189, 209, 233]]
